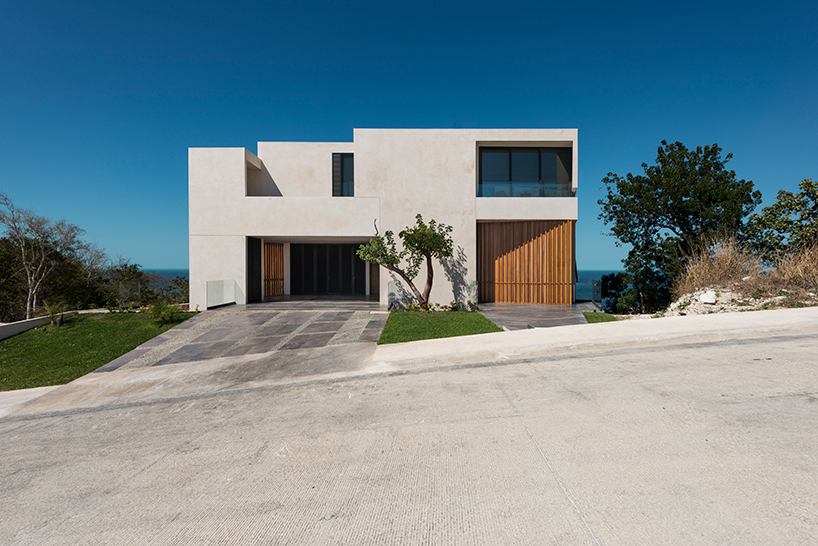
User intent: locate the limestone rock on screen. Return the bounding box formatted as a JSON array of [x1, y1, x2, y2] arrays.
[[699, 291, 717, 305]]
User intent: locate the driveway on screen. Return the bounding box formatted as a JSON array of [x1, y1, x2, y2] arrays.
[[1, 307, 817, 544], [96, 300, 388, 372]]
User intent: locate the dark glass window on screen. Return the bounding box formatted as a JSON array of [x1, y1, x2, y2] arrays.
[[332, 153, 354, 196], [511, 149, 539, 197], [342, 154, 354, 196], [479, 149, 510, 197], [478, 147, 572, 197]]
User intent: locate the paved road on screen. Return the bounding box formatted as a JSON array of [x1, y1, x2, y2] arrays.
[[2, 308, 817, 544]]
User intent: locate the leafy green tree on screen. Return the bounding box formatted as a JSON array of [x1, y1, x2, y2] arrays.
[[0, 238, 26, 322], [357, 214, 454, 306], [600, 242, 675, 315], [746, 178, 817, 260], [145, 272, 189, 304], [599, 141, 762, 313], [166, 275, 190, 303], [39, 251, 106, 311], [600, 272, 630, 314], [620, 239, 677, 313], [104, 260, 156, 309], [0, 235, 107, 321]]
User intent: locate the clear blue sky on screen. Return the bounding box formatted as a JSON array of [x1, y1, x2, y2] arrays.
[[1, 0, 815, 270]]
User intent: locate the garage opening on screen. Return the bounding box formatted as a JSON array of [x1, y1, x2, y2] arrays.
[[290, 244, 367, 295]]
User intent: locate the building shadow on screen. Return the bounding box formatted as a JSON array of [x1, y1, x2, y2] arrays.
[[442, 245, 469, 303]]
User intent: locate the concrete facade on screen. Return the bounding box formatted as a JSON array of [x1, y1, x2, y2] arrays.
[[189, 129, 578, 310]]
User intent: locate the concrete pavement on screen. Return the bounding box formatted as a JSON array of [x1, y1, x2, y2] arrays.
[[1, 307, 817, 544], [0, 386, 59, 418], [479, 302, 588, 330]]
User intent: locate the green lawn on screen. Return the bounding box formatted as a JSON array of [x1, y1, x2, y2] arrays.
[[378, 311, 503, 344], [0, 312, 195, 391], [582, 311, 619, 323]]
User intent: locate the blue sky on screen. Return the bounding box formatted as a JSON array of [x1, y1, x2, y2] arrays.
[[1, 0, 815, 269]]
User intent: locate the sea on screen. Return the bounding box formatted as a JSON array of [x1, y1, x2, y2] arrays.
[[144, 268, 617, 301], [576, 269, 622, 301], [143, 268, 189, 280]]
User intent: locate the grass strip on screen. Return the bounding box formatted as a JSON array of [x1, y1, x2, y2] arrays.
[[582, 311, 619, 323], [378, 311, 502, 344], [0, 312, 195, 391]]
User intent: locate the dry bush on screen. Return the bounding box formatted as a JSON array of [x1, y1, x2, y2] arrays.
[[674, 238, 762, 297], [770, 244, 818, 292], [675, 239, 818, 306]]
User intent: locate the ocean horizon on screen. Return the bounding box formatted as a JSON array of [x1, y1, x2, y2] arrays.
[[576, 269, 622, 301], [142, 268, 618, 301], [143, 268, 189, 279]]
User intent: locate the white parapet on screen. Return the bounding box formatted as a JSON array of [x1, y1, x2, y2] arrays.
[[206, 280, 245, 308], [0, 313, 77, 341]]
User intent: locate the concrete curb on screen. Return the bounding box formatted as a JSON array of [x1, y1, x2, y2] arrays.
[[370, 306, 818, 369]]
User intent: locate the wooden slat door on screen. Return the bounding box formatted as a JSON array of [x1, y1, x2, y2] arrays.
[[477, 220, 575, 304], [263, 242, 284, 299]]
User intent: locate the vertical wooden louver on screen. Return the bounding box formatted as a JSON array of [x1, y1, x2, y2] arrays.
[[263, 242, 285, 299], [477, 220, 575, 304]]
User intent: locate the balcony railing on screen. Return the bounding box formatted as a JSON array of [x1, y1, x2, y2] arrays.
[[478, 182, 573, 197]]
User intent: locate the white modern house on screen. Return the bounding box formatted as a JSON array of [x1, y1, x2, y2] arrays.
[[189, 128, 578, 310]]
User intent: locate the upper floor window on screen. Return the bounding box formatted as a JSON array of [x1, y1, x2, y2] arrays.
[[332, 153, 354, 196], [478, 147, 572, 197]]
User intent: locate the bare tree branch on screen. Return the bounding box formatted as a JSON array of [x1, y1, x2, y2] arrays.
[[0, 192, 86, 319]]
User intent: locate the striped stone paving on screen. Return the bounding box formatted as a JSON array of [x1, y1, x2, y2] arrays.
[[96, 303, 388, 373]]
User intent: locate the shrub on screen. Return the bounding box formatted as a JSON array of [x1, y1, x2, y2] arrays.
[[145, 301, 182, 325], [42, 300, 70, 326], [402, 301, 474, 312], [772, 244, 818, 291], [673, 238, 762, 298], [674, 239, 818, 302]]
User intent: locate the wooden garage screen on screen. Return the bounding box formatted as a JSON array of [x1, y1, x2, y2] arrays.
[[263, 242, 285, 299], [477, 220, 575, 304]]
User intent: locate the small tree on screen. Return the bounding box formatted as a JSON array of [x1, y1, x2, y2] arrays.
[[0, 193, 86, 319], [357, 214, 454, 306], [746, 178, 818, 260]]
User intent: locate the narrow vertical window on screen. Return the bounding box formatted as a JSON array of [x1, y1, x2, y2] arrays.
[[332, 153, 354, 196]]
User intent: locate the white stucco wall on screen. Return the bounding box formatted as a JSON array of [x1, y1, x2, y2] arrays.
[[189, 235, 247, 309], [189, 147, 379, 308], [354, 129, 480, 305], [256, 142, 353, 197], [188, 129, 578, 310], [354, 128, 578, 305], [476, 197, 578, 221]]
